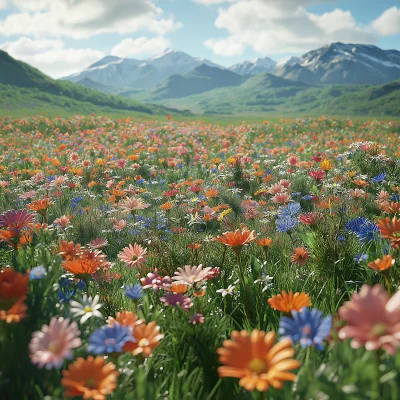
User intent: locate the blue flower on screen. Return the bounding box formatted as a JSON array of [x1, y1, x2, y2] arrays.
[[354, 253, 368, 263], [371, 173, 386, 183], [88, 325, 135, 354], [29, 265, 46, 280], [345, 217, 379, 244], [279, 307, 332, 351], [278, 202, 301, 218], [301, 195, 313, 201], [276, 217, 298, 233], [125, 284, 143, 300]]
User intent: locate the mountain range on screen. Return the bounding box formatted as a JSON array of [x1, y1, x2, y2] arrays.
[[1, 42, 400, 118], [0, 50, 184, 117]]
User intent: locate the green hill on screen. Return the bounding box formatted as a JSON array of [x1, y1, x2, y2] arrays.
[[0, 50, 186, 116], [158, 73, 400, 116], [132, 64, 247, 100]]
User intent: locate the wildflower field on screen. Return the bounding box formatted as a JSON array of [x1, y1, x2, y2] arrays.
[[1, 114, 400, 400]]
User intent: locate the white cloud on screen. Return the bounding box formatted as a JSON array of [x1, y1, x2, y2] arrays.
[[372, 7, 400, 36], [0, 0, 182, 39], [193, 0, 233, 5], [111, 36, 170, 58], [203, 0, 396, 56], [0, 0, 7, 9], [204, 37, 245, 56], [0, 37, 104, 78]]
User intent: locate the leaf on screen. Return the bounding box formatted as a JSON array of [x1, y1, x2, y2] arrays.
[[250, 256, 262, 281]]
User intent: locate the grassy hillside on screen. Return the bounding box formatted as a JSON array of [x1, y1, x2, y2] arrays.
[[0, 50, 186, 116], [131, 64, 247, 100], [158, 73, 400, 116]]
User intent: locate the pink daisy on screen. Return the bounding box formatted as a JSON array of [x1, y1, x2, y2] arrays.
[[172, 265, 212, 285], [118, 243, 147, 269], [29, 317, 81, 369], [338, 284, 400, 355], [160, 293, 193, 311]]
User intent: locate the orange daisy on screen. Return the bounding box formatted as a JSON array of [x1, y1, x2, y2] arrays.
[[61, 356, 119, 400], [217, 330, 300, 392], [376, 217, 400, 249], [368, 255, 395, 272], [256, 238, 273, 248], [216, 228, 256, 254], [107, 310, 143, 327], [290, 247, 310, 266], [26, 198, 52, 215], [268, 291, 311, 313], [123, 321, 164, 357]]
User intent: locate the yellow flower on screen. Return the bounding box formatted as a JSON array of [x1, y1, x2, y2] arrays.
[[320, 159, 332, 171], [218, 208, 232, 222]]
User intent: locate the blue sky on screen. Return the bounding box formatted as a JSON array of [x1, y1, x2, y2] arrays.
[[0, 0, 399, 77]]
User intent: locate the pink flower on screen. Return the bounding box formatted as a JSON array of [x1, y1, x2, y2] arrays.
[[189, 313, 205, 325], [53, 215, 71, 228], [338, 284, 400, 355], [0, 209, 34, 230], [88, 238, 109, 249], [160, 293, 193, 311], [268, 183, 284, 195], [120, 197, 150, 213], [172, 265, 212, 285], [278, 179, 291, 189], [111, 219, 127, 231], [308, 170, 326, 181], [118, 243, 147, 269], [29, 317, 81, 369], [141, 269, 171, 291], [271, 192, 291, 204], [287, 155, 299, 166]]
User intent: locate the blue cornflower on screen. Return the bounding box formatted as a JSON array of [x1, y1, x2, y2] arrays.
[[29, 265, 46, 280], [345, 217, 379, 244], [88, 324, 135, 354], [125, 284, 143, 300], [58, 288, 76, 303], [276, 217, 298, 233], [371, 173, 386, 183], [354, 253, 368, 263], [278, 202, 301, 218], [337, 235, 346, 242], [279, 307, 332, 351], [301, 195, 313, 201]]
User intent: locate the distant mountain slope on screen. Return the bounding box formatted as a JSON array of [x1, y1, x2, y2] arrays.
[[0, 50, 184, 116], [75, 78, 115, 94], [157, 74, 400, 117], [63, 49, 224, 90], [134, 64, 247, 100], [229, 56, 276, 76], [276, 43, 400, 85]]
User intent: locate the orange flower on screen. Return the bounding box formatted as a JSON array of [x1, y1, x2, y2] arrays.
[[107, 310, 143, 327], [256, 238, 273, 248], [188, 243, 202, 250], [26, 198, 52, 214], [0, 268, 29, 300], [123, 321, 164, 357], [62, 251, 103, 277], [0, 268, 29, 323], [59, 240, 82, 260], [205, 188, 218, 198], [268, 291, 311, 313], [161, 201, 173, 211], [61, 356, 119, 400], [368, 255, 395, 272], [0, 296, 27, 323], [291, 247, 310, 266], [376, 217, 400, 249], [217, 330, 300, 392], [170, 283, 188, 294], [216, 228, 256, 253]]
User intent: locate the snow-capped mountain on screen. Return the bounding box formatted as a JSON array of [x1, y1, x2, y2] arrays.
[[275, 56, 301, 69], [63, 49, 224, 90], [275, 43, 400, 85], [229, 56, 276, 76]]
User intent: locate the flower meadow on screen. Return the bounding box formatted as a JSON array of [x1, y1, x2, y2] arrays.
[[0, 115, 400, 400]]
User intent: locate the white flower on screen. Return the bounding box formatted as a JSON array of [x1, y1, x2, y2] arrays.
[[70, 294, 103, 324], [216, 285, 235, 297]]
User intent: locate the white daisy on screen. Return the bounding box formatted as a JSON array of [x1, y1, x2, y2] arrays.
[[70, 294, 103, 324]]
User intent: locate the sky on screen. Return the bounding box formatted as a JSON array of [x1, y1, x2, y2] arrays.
[[0, 0, 399, 78]]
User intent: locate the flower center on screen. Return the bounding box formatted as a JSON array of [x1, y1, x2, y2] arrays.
[[85, 378, 97, 389], [302, 324, 312, 336], [104, 338, 117, 347], [138, 338, 150, 347], [372, 323, 388, 337], [131, 255, 138, 261], [48, 341, 61, 354], [248, 358, 268, 374], [392, 232, 400, 238], [84, 306, 93, 313]]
